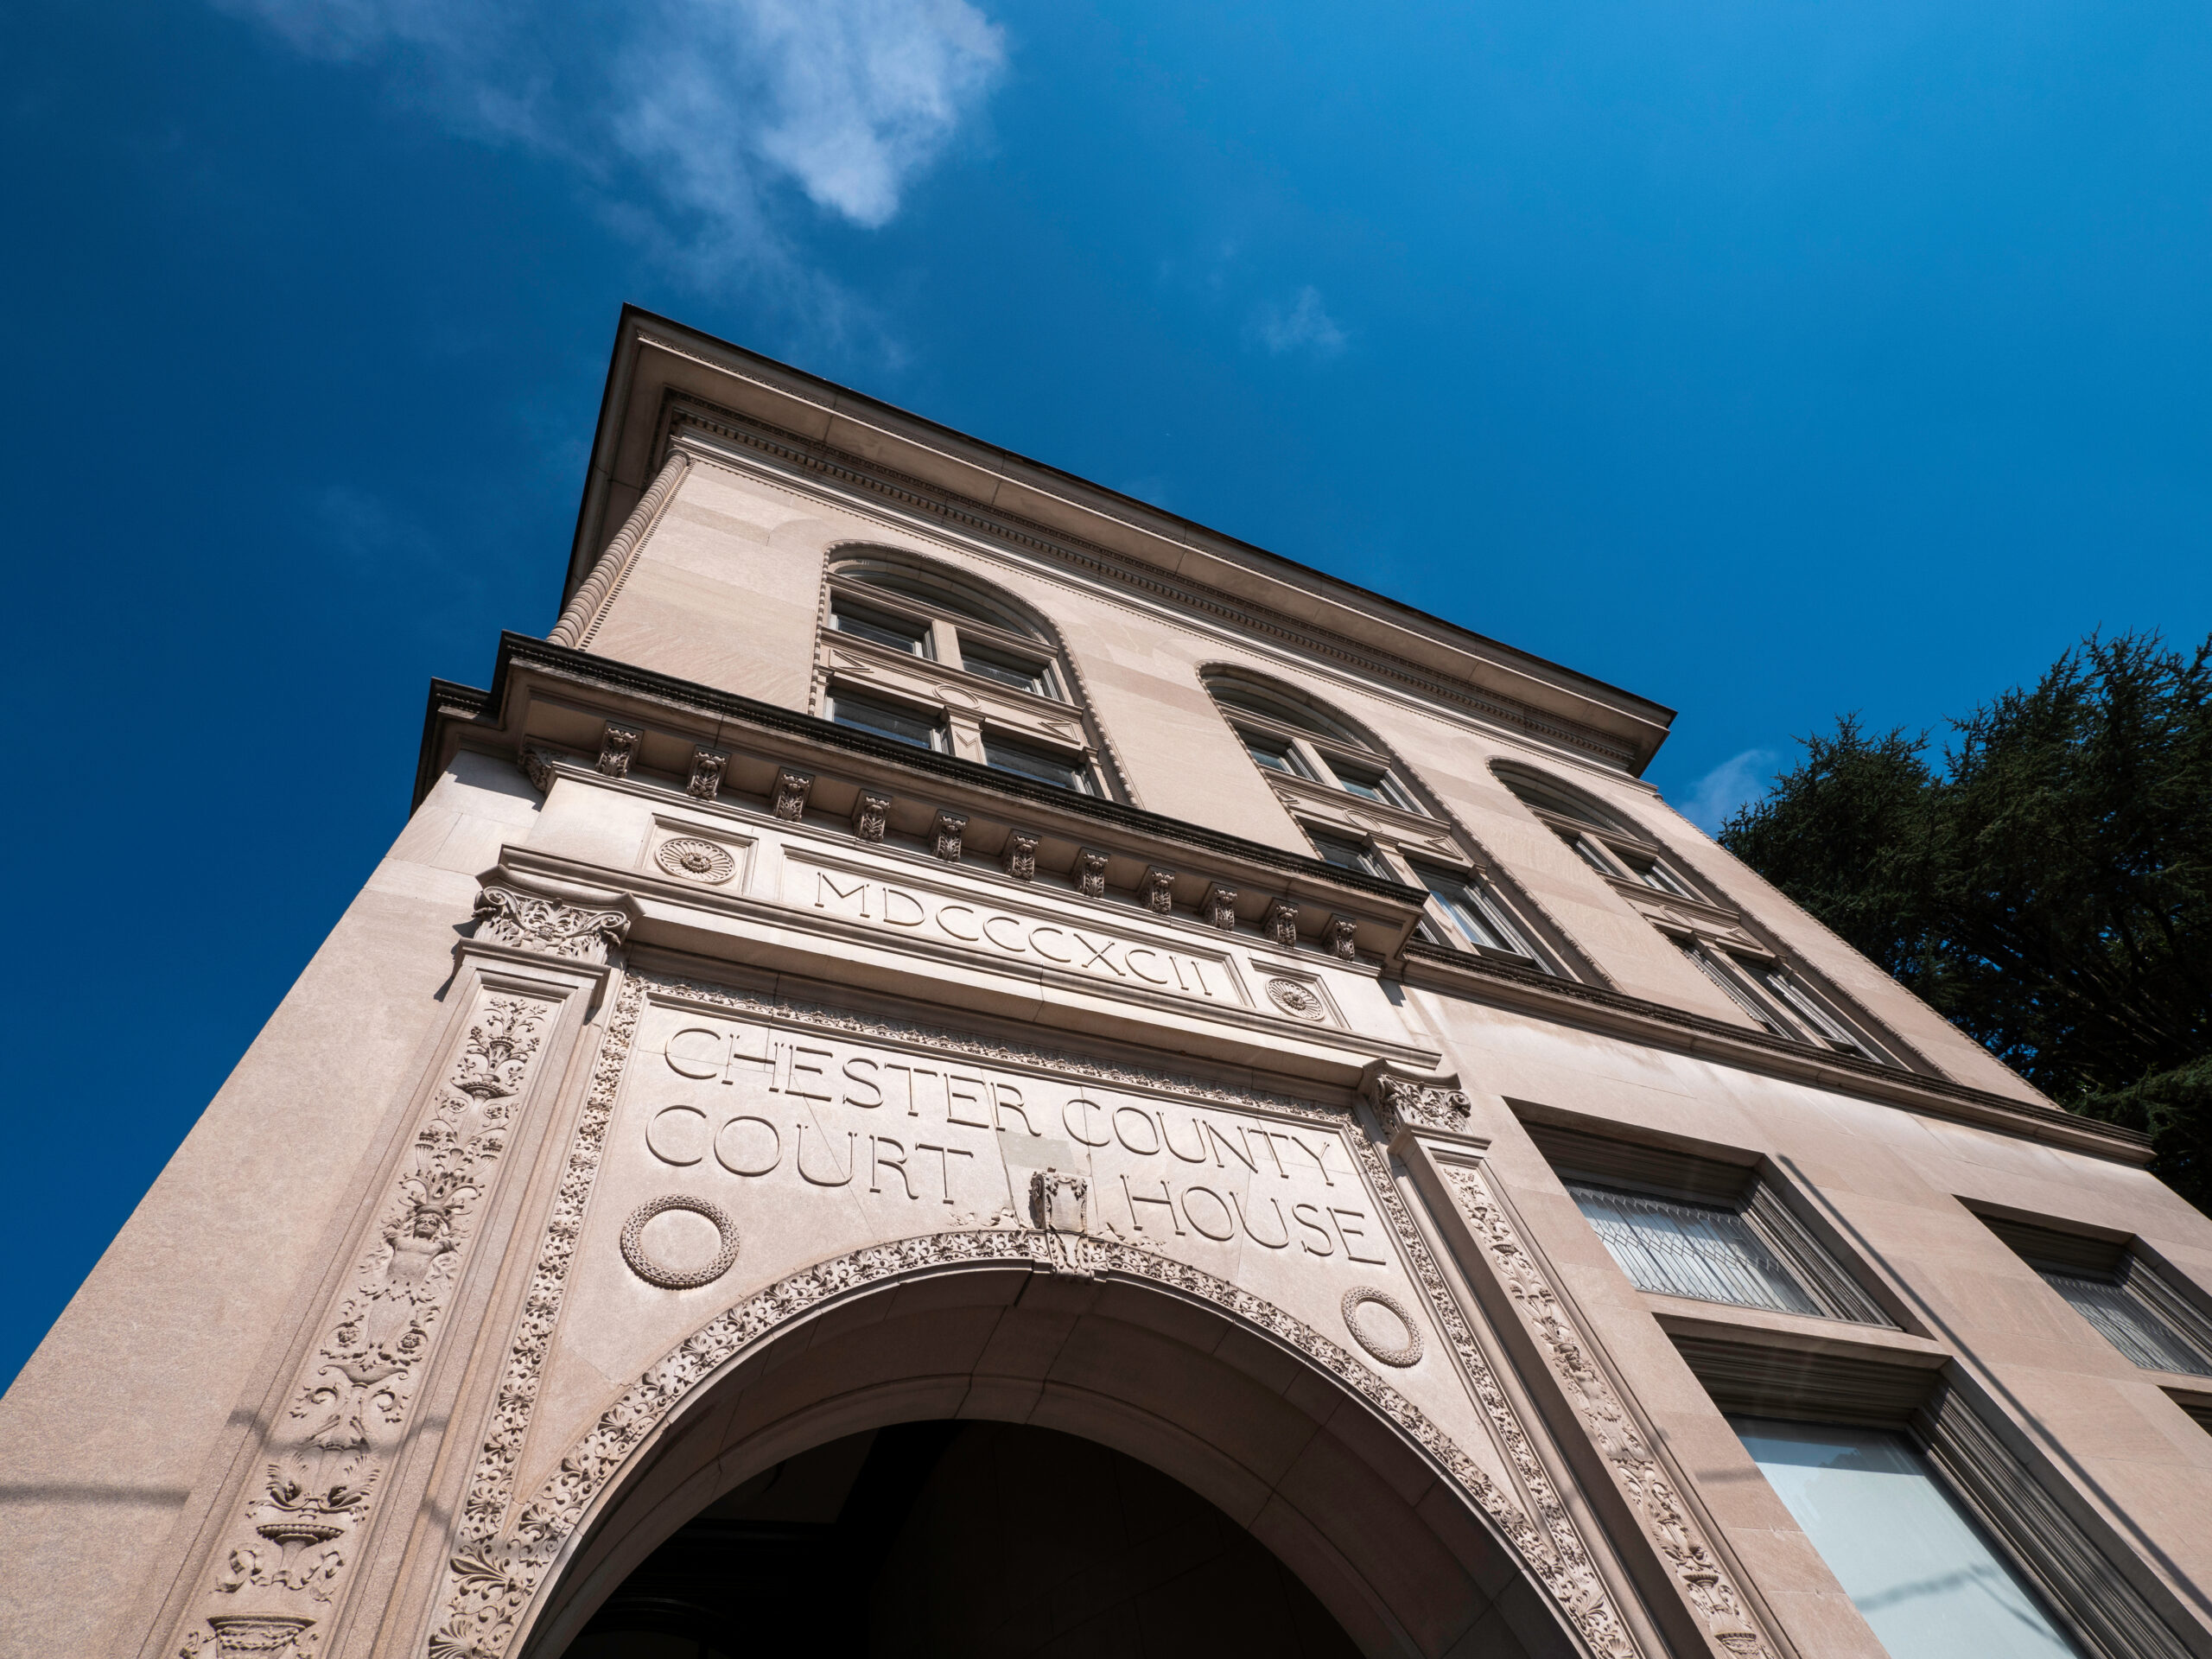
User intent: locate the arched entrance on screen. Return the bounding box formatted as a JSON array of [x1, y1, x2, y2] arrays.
[[511, 1260, 1583, 1659], [567, 1421, 1363, 1656]]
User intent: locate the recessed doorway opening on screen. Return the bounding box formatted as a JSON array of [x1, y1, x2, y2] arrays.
[[561, 1421, 1362, 1659]]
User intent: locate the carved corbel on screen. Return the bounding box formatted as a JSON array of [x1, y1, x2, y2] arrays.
[[772, 768, 814, 821], [1139, 867, 1177, 913], [519, 747, 560, 794], [597, 724, 641, 779], [930, 810, 968, 861], [686, 747, 728, 801], [473, 885, 633, 965], [1202, 883, 1239, 930], [1263, 897, 1300, 947], [1074, 849, 1109, 898], [851, 791, 892, 842], [1325, 913, 1360, 960], [1361, 1064, 1475, 1137], [1002, 830, 1039, 880]]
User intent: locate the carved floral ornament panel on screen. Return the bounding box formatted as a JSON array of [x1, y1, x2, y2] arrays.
[[423, 969, 1668, 1659]]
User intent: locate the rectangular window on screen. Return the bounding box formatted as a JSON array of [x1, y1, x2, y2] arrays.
[[959, 640, 1055, 697], [1637, 859, 1694, 898], [1238, 727, 1314, 779], [1732, 1418, 2082, 1658], [1568, 834, 1621, 877], [1738, 957, 1881, 1060], [1416, 866, 1541, 967], [828, 691, 941, 751], [1980, 1215, 2212, 1378], [1307, 830, 1387, 877], [1567, 1183, 1820, 1314], [831, 598, 931, 657], [981, 735, 1093, 794], [1323, 756, 1413, 810], [1675, 938, 1791, 1036]]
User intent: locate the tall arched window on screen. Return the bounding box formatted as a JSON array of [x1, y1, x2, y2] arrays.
[[1495, 764, 1894, 1062], [817, 551, 1119, 798], [1203, 667, 1561, 973]]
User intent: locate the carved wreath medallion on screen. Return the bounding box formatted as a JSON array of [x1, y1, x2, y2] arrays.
[[620, 1195, 741, 1289], [1341, 1285, 1424, 1366], [653, 837, 736, 885]]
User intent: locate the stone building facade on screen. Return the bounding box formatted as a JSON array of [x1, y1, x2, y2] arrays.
[[7, 307, 2211, 1659]]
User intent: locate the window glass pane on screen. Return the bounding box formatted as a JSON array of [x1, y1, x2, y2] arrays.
[[1638, 861, 1692, 897], [982, 736, 1091, 792], [1569, 836, 1619, 877], [1732, 1419, 2082, 1659], [1751, 963, 1879, 1059], [831, 599, 931, 656], [1417, 868, 1541, 964], [1678, 940, 1791, 1036], [1237, 728, 1312, 778], [2040, 1270, 2212, 1376], [1567, 1183, 1817, 1314], [1506, 776, 1621, 830], [1211, 683, 1358, 742], [829, 693, 939, 750], [1308, 831, 1385, 877], [960, 641, 1053, 696]]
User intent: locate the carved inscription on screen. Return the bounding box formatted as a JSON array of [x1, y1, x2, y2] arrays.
[[642, 1011, 1387, 1260], [798, 862, 1246, 1006]]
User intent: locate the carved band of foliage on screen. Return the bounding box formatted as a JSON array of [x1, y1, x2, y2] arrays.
[[1440, 1165, 1775, 1656], [473, 887, 632, 965]]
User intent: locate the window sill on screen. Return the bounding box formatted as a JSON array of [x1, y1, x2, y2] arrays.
[[1644, 1293, 1942, 1354]]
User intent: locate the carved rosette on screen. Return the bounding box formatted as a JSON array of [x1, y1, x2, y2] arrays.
[[596, 724, 639, 779], [930, 809, 967, 861], [772, 768, 814, 821], [1202, 883, 1239, 930], [473, 887, 632, 965], [1264, 898, 1300, 948], [653, 839, 735, 885], [1441, 1166, 1774, 1656], [1139, 867, 1176, 914], [185, 992, 556, 1659], [1325, 914, 1360, 961], [1370, 1073, 1475, 1136], [1074, 849, 1109, 898], [851, 791, 892, 842], [1001, 830, 1039, 881], [685, 747, 728, 802]]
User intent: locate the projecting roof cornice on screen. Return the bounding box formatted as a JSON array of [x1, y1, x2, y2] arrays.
[[568, 305, 1676, 775]]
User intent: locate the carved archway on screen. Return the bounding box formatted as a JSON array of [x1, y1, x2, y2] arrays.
[[444, 1249, 1593, 1659]]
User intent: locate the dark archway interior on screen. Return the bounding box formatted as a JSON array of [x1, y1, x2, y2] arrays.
[[562, 1421, 1363, 1659]]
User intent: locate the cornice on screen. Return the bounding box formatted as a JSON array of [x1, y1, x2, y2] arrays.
[[567, 305, 1676, 774], [1397, 941, 2151, 1164], [418, 632, 1430, 916]]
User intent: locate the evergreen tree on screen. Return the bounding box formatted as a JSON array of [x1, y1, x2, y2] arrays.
[[1719, 633, 2212, 1209]]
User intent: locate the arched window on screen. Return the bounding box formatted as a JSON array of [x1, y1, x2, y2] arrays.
[[1495, 764, 1892, 1061], [1203, 668, 1560, 973], [817, 551, 1116, 798]]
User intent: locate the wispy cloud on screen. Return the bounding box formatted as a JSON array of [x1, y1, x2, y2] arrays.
[[1251, 286, 1346, 358], [215, 0, 1004, 294], [1677, 747, 1777, 834]]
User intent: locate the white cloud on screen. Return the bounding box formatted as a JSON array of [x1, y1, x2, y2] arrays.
[[1678, 747, 1777, 834], [215, 0, 1005, 269], [1252, 287, 1346, 358]]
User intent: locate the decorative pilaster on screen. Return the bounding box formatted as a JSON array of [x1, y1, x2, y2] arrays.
[[548, 448, 691, 649], [930, 810, 967, 861], [1325, 913, 1359, 960], [1001, 831, 1039, 880], [1202, 883, 1239, 929], [1263, 898, 1300, 947], [1365, 1069, 1474, 1135], [473, 887, 632, 965], [1074, 849, 1109, 898]]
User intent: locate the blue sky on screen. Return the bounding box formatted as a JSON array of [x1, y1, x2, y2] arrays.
[[3, 0, 2209, 1384]]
